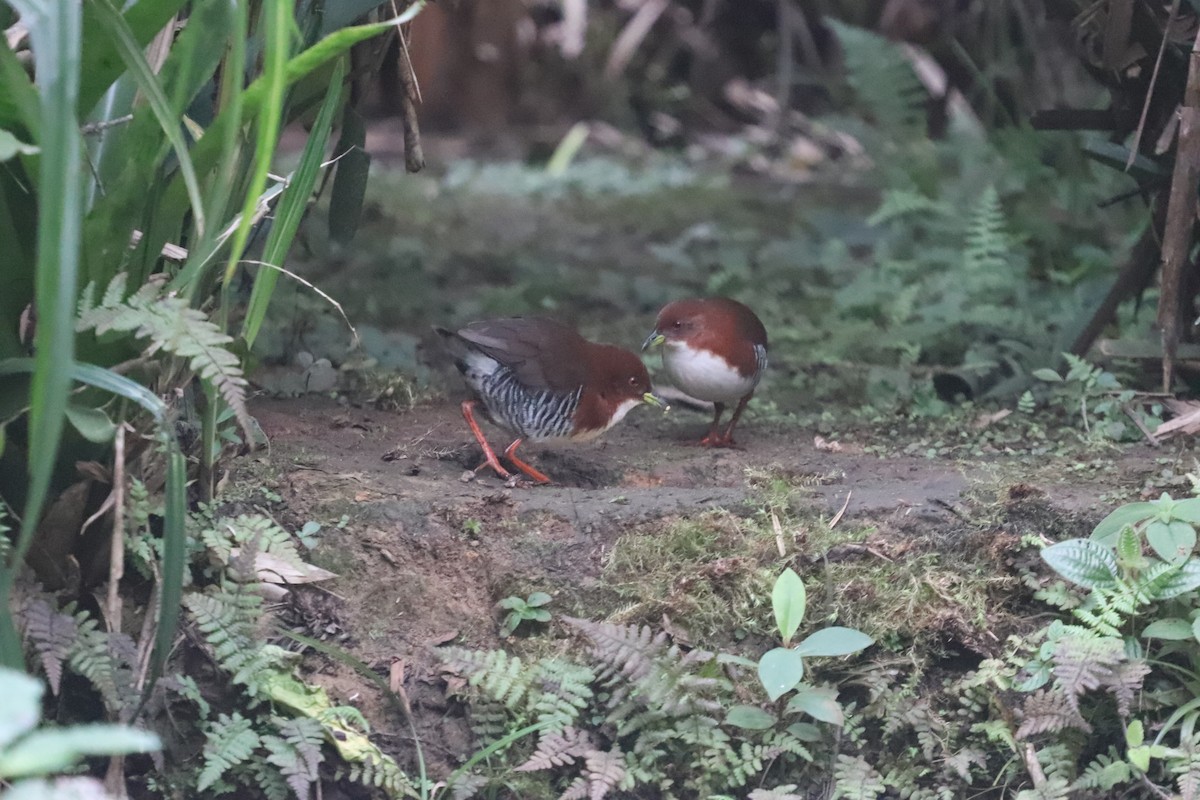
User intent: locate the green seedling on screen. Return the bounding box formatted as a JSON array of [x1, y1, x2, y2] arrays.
[[498, 592, 552, 638]]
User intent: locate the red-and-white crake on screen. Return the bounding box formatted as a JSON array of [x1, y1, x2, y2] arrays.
[[643, 297, 768, 447], [437, 317, 666, 484]]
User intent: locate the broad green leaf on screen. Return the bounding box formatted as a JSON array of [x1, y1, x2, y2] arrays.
[[0, 724, 160, 779], [1031, 368, 1062, 382], [1041, 539, 1120, 589], [1092, 502, 1155, 546], [786, 721, 822, 741], [724, 705, 776, 730], [328, 106, 369, 245], [498, 597, 525, 610], [758, 647, 805, 702], [529, 609, 551, 622], [89, 0, 206, 236], [1141, 618, 1194, 640], [0, 129, 37, 161], [0, 37, 39, 136], [1146, 520, 1196, 565], [526, 592, 552, 607], [0, 668, 41, 750], [772, 568, 806, 645], [1128, 745, 1150, 772], [1, 0, 83, 670], [78, 0, 188, 115], [242, 56, 347, 348], [786, 685, 845, 726], [794, 627, 873, 658], [1172, 498, 1200, 523], [64, 402, 116, 443], [1126, 719, 1144, 747]]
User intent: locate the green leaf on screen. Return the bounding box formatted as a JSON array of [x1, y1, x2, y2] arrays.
[[785, 685, 845, 726], [526, 592, 552, 607], [794, 627, 873, 657], [529, 609, 551, 622], [1141, 618, 1195, 640], [1115, 524, 1144, 568], [1031, 368, 1062, 382], [328, 106, 369, 245], [1, 0, 84, 670], [1146, 520, 1196, 565], [1126, 719, 1144, 747], [1092, 503, 1156, 546], [64, 402, 116, 443], [89, 0, 206, 236], [772, 568, 806, 645], [725, 705, 776, 730], [758, 647, 805, 702], [0, 129, 38, 161], [1154, 560, 1200, 599], [77, 0, 188, 115], [498, 597, 525, 610], [0, 668, 42, 750], [786, 721, 823, 741], [1041, 539, 1120, 589], [0, 724, 160, 779], [1172, 498, 1200, 523]]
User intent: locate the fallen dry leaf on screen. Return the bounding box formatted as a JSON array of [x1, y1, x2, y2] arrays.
[[813, 435, 843, 452]]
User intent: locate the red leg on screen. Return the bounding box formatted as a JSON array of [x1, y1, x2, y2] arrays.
[[714, 394, 752, 447], [699, 403, 726, 446], [461, 401, 513, 480], [503, 438, 552, 484]]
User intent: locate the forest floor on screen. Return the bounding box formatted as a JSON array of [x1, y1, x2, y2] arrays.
[[236, 129, 1198, 785]]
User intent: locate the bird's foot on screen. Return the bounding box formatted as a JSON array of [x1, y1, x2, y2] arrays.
[[699, 432, 739, 448]]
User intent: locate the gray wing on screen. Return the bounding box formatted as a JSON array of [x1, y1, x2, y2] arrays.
[[452, 318, 590, 392]]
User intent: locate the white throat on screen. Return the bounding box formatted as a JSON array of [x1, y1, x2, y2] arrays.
[[571, 397, 642, 441]]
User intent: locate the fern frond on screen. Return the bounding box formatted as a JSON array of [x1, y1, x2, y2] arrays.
[[1050, 633, 1125, 709], [868, 190, 952, 227], [832, 754, 886, 800], [1071, 749, 1132, 792], [825, 20, 926, 134], [516, 727, 593, 772], [198, 712, 261, 792], [1015, 689, 1090, 739], [963, 187, 1010, 276], [21, 597, 76, 695], [77, 273, 254, 440], [185, 586, 270, 691], [263, 717, 324, 800]]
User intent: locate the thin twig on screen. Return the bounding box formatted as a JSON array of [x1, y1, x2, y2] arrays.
[[238, 260, 360, 349], [1123, 404, 1161, 447], [1127, 0, 1179, 170], [81, 114, 134, 135], [392, 7, 425, 174], [105, 423, 128, 634]]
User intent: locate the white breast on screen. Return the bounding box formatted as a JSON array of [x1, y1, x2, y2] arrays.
[[570, 397, 642, 441], [663, 342, 760, 403]]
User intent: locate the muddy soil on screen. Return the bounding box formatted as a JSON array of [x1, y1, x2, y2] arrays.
[[241, 392, 1172, 778]]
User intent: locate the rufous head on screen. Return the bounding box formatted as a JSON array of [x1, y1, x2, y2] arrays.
[[642, 297, 768, 354], [572, 344, 666, 437]]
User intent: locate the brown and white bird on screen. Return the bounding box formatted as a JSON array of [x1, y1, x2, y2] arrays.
[[437, 317, 665, 484], [643, 297, 767, 447]]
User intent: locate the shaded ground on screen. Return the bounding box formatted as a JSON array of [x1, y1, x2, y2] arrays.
[[239, 391, 1180, 778]]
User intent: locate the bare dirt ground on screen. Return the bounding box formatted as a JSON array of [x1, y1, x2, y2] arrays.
[[239, 393, 1172, 778]]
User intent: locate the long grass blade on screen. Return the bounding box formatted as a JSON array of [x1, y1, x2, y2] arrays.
[[90, 0, 206, 236], [241, 57, 347, 348], [220, 0, 291, 292], [0, 0, 84, 669], [78, 0, 187, 115]]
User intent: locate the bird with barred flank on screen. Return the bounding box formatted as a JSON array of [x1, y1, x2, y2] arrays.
[[642, 297, 767, 447], [437, 317, 666, 484]]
